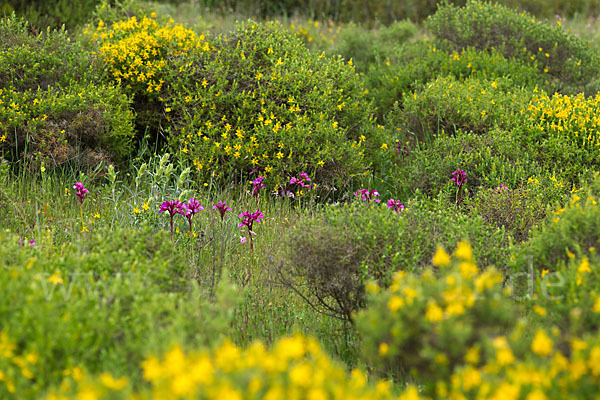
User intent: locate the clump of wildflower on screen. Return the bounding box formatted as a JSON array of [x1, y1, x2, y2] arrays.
[[18, 238, 36, 246], [495, 184, 509, 193], [395, 141, 411, 157], [213, 201, 232, 222], [181, 198, 204, 234], [355, 188, 381, 203], [290, 172, 312, 189], [450, 168, 467, 206], [239, 209, 264, 250], [159, 200, 183, 240], [387, 199, 405, 213], [73, 182, 89, 206], [252, 176, 265, 197]]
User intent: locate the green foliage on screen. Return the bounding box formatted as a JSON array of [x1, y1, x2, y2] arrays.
[[163, 20, 373, 192], [469, 186, 551, 242], [426, 0, 600, 94], [401, 75, 532, 139], [514, 180, 600, 274], [0, 83, 135, 171], [0, 227, 239, 399], [277, 196, 507, 321], [0, 15, 99, 91], [332, 21, 416, 73], [0, 0, 101, 29], [365, 42, 541, 120], [355, 243, 518, 390]]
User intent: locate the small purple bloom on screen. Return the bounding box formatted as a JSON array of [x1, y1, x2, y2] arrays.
[[386, 199, 405, 213], [495, 184, 509, 193], [252, 176, 266, 196], [73, 182, 89, 205], [240, 236, 247, 244], [354, 189, 380, 203], [238, 209, 264, 250], [181, 198, 204, 234], [159, 200, 183, 240], [212, 201, 232, 221], [450, 169, 467, 187]]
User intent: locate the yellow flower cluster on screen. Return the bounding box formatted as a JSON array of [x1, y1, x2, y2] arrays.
[[90, 16, 210, 95], [45, 334, 396, 400], [0, 331, 39, 394], [525, 92, 600, 149]]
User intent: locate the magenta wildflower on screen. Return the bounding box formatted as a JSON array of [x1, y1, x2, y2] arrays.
[[450, 169, 467, 187], [181, 198, 204, 234], [450, 168, 467, 206], [73, 182, 89, 205], [240, 236, 247, 244], [18, 238, 35, 246], [290, 172, 312, 189], [495, 184, 509, 193], [354, 189, 381, 204], [159, 200, 183, 240], [386, 199, 405, 213], [395, 141, 411, 158], [252, 176, 266, 196], [238, 209, 264, 250], [212, 201, 232, 222]]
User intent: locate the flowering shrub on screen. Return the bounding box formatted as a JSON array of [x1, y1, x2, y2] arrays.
[[356, 242, 517, 387], [162, 20, 373, 193], [44, 334, 397, 400]]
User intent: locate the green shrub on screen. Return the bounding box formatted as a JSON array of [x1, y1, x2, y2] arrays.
[[0, 226, 239, 399], [0, 15, 99, 91], [332, 21, 416, 73], [401, 75, 532, 139], [426, 0, 600, 94], [365, 42, 541, 120], [277, 196, 507, 321], [380, 128, 548, 200], [355, 243, 518, 388], [514, 181, 600, 274], [0, 0, 101, 29], [0, 82, 135, 170], [469, 186, 551, 243]]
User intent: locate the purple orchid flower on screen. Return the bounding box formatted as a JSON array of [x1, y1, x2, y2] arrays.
[[450, 168, 467, 206], [386, 199, 405, 213], [238, 209, 264, 250], [252, 176, 265, 197], [73, 182, 89, 205], [159, 200, 183, 240], [354, 189, 381, 204], [212, 201, 232, 222], [181, 198, 204, 234]]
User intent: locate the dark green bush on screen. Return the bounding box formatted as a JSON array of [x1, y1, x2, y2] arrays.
[[426, 0, 600, 94], [0, 16, 99, 91], [333, 21, 416, 73], [380, 128, 547, 200], [277, 196, 508, 321], [0, 0, 101, 29], [469, 186, 551, 242]]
